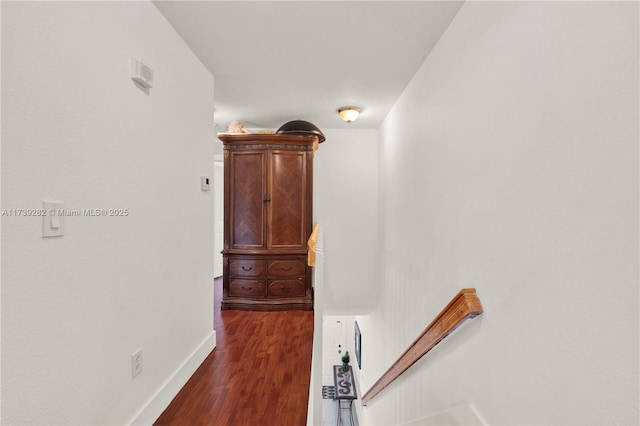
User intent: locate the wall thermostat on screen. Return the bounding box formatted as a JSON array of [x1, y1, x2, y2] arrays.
[[131, 57, 154, 88]]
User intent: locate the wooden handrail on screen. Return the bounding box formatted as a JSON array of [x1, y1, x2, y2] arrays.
[[361, 288, 483, 405]]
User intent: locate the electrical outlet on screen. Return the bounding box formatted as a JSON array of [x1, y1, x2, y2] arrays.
[[131, 348, 143, 379]]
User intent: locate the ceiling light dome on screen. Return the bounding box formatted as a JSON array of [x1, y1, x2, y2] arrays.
[[338, 107, 361, 123]]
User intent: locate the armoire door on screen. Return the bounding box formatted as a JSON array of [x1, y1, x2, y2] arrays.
[[267, 150, 308, 250], [229, 150, 267, 250]]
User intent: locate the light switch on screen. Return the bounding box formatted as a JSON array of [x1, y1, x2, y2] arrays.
[[50, 215, 60, 229], [43, 201, 64, 238], [201, 176, 211, 191]]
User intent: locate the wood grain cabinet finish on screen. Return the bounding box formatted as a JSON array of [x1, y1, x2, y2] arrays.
[[219, 133, 319, 310]]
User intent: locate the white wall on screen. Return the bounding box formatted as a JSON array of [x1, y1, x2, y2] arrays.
[[315, 129, 379, 314], [360, 2, 639, 425], [1, 2, 215, 424]]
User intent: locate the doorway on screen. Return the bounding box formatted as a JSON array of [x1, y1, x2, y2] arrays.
[[213, 156, 224, 277]]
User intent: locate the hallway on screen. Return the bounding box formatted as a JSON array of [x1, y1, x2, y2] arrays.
[[154, 278, 314, 425]]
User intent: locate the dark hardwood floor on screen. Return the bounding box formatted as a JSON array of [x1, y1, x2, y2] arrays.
[[154, 277, 314, 426]]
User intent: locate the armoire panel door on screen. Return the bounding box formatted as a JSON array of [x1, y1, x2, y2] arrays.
[[229, 151, 267, 249], [268, 150, 307, 250]]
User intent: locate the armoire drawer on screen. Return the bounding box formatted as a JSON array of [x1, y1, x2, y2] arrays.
[[229, 279, 266, 297], [267, 259, 306, 277], [267, 279, 306, 298], [229, 259, 265, 278]]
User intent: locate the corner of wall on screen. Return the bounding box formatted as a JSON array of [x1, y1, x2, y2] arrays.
[[129, 332, 216, 425]]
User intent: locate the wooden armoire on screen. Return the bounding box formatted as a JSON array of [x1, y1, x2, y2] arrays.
[[218, 132, 320, 310]]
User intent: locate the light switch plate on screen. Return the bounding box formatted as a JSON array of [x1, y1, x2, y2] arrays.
[[201, 176, 211, 191], [43, 201, 64, 238]]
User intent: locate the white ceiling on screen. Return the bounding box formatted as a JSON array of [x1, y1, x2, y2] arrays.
[[153, 1, 463, 130]]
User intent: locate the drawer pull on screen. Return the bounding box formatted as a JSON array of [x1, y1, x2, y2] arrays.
[[280, 286, 293, 292], [241, 266, 253, 271], [280, 266, 293, 272], [241, 286, 251, 291]]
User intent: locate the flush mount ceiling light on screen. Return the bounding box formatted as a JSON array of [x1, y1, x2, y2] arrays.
[[338, 107, 361, 123]]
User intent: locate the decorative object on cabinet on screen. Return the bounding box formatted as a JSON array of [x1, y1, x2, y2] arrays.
[[226, 121, 250, 133], [276, 120, 326, 143], [218, 131, 322, 311]]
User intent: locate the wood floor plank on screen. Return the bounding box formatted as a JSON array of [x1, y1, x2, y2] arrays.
[[154, 278, 314, 426]]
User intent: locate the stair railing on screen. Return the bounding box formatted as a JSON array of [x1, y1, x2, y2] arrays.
[[361, 288, 484, 405]]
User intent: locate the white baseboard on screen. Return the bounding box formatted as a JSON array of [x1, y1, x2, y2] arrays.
[[128, 330, 217, 425]]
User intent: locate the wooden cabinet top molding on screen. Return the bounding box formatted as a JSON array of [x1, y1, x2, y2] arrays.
[[218, 132, 320, 147]]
